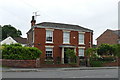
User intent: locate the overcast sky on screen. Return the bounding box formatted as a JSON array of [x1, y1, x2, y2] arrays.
[[0, 0, 119, 44]]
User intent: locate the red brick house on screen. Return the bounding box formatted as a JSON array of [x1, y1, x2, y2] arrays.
[[96, 29, 120, 46], [27, 16, 93, 64]]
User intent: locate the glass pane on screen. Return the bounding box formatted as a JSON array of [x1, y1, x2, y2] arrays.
[[63, 32, 70, 43], [79, 48, 84, 56], [46, 30, 53, 42], [79, 33, 84, 44]]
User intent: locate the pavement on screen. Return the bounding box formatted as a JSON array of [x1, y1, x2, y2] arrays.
[[1, 67, 118, 72]]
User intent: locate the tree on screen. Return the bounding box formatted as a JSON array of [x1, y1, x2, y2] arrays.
[[2, 25, 22, 40], [112, 44, 120, 57], [97, 44, 114, 56], [86, 48, 98, 66]]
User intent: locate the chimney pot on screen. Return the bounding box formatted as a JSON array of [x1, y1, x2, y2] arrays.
[[31, 16, 36, 27]]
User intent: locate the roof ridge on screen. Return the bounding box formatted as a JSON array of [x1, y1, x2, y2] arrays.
[[36, 22, 93, 32]]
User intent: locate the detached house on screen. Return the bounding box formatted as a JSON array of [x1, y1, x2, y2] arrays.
[[96, 29, 120, 46], [27, 16, 93, 64]]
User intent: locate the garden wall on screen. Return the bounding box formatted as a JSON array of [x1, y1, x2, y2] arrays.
[[102, 58, 120, 67], [1, 59, 79, 68], [102, 62, 118, 67], [2, 59, 37, 68]]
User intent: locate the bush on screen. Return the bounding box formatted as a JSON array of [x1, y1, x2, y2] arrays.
[[2, 44, 42, 60], [90, 60, 103, 67]]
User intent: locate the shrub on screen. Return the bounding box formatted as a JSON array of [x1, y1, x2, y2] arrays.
[[2, 44, 42, 60], [65, 49, 77, 64], [90, 59, 103, 67]]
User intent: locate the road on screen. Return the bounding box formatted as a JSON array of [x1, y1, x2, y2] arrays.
[[2, 69, 118, 78]]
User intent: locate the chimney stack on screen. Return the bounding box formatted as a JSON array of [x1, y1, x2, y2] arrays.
[[31, 16, 36, 27]]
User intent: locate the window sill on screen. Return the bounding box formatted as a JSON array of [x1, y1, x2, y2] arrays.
[[79, 43, 85, 45], [63, 43, 70, 44], [46, 42, 53, 44]]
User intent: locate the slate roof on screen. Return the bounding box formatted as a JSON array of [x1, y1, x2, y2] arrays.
[[36, 22, 93, 32], [14, 37, 27, 44], [112, 30, 120, 37], [96, 29, 120, 40]]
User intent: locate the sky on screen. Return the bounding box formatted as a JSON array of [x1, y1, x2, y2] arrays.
[[0, 0, 119, 44]]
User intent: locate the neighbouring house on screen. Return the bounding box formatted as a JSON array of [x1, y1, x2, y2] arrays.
[[27, 16, 93, 64], [1, 36, 27, 46], [96, 29, 120, 46], [14, 37, 27, 46], [1, 36, 17, 45]]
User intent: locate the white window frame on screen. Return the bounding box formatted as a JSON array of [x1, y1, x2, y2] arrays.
[[45, 47, 53, 58], [63, 31, 70, 44], [46, 30, 53, 43], [78, 47, 85, 57], [79, 32, 85, 44]]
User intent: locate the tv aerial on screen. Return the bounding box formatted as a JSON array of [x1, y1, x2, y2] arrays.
[[33, 11, 40, 20]]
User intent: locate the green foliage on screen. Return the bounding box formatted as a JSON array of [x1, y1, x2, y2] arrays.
[[86, 48, 98, 58], [65, 49, 77, 64], [65, 49, 76, 58], [112, 44, 120, 57], [90, 60, 103, 67], [97, 44, 114, 56], [2, 44, 42, 60], [2, 25, 22, 40]]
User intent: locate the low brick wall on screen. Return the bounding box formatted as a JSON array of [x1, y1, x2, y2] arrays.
[[2, 59, 37, 68], [102, 62, 118, 67], [2, 59, 79, 68]]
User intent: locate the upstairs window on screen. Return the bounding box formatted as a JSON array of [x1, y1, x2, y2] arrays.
[[63, 32, 70, 44], [79, 33, 84, 44], [46, 30, 53, 43]]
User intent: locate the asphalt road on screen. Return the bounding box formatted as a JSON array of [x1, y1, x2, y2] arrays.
[[2, 69, 118, 78]]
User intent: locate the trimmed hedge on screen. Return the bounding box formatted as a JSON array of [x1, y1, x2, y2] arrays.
[[2, 44, 42, 60]]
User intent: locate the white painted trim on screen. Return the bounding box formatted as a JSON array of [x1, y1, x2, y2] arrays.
[[46, 30, 53, 43], [46, 28, 54, 31], [46, 41, 53, 44], [63, 30, 71, 32], [79, 43, 85, 45], [45, 46, 54, 48], [63, 43, 70, 44], [63, 31, 70, 44], [78, 32, 85, 34], [78, 47, 85, 49], [45, 47, 54, 57], [78, 33, 85, 45]]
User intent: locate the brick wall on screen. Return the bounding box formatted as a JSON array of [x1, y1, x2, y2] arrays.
[[2, 59, 37, 68], [2, 59, 79, 68], [34, 28, 92, 57], [97, 30, 118, 46], [102, 62, 118, 67]]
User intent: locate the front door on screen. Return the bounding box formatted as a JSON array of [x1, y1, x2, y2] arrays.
[[64, 48, 74, 64]]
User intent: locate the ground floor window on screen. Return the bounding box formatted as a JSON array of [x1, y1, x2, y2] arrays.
[[46, 48, 53, 59], [78, 48, 84, 57]]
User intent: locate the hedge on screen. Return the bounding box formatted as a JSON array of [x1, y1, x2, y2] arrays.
[[2, 44, 42, 60]]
